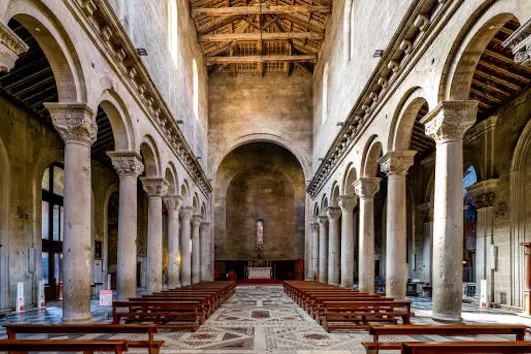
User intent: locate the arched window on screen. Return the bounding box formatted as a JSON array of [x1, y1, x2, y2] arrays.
[[41, 163, 64, 299], [193, 58, 199, 120], [168, 0, 178, 65], [322, 62, 329, 124], [349, 2, 355, 60]]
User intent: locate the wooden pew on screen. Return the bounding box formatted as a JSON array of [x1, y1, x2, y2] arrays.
[[0, 339, 128, 353], [362, 324, 527, 353], [4, 323, 163, 354], [401, 341, 531, 353], [112, 300, 201, 331]]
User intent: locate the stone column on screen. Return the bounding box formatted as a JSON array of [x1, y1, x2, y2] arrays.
[[318, 216, 329, 283], [417, 202, 434, 284], [191, 215, 202, 284], [200, 221, 211, 281], [140, 177, 169, 293], [0, 21, 29, 73], [309, 222, 320, 280], [108, 151, 144, 299], [45, 103, 97, 321], [163, 194, 183, 289], [379, 151, 416, 300], [327, 207, 342, 286], [180, 207, 194, 286], [338, 195, 357, 288], [421, 100, 477, 322], [354, 177, 381, 293]]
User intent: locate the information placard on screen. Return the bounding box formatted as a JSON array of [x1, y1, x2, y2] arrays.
[[99, 289, 113, 306], [480, 279, 488, 308], [16, 282, 24, 313], [38, 280, 45, 309]]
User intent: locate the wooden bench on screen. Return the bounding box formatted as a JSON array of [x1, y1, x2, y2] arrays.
[[321, 300, 411, 332], [310, 297, 394, 320], [4, 323, 163, 354], [112, 301, 200, 331], [0, 339, 128, 353], [361, 324, 527, 353], [401, 341, 531, 353]]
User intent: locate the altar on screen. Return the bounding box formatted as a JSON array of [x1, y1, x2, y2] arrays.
[[247, 260, 272, 279]]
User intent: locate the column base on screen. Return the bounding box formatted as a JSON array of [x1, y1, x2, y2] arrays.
[[62, 314, 93, 323], [432, 312, 463, 323]]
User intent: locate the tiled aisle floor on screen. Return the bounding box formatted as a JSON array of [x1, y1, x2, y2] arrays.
[[0, 285, 530, 353]]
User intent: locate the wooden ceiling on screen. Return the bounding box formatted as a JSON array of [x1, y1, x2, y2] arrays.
[[190, 0, 331, 75]]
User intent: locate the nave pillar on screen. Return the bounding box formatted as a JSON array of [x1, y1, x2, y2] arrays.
[[191, 215, 203, 283], [327, 207, 342, 286], [180, 207, 194, 286], [164, 194, 183, 289], [141, 177, 169, 293], [354, 177, 381, 293], [309, 222, 320, 280], [338, 195, 357, 288], [421, 100, 477, 322], [45, 103, 97, 321], [318, 216, 329, 283], [379, 151, 416, 300], [200, 221, 210, 281], [108, 151, 144, 299]]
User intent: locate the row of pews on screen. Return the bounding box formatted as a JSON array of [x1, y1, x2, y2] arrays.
[[0, 281, 235, 353], [284, 280, 531, 353]]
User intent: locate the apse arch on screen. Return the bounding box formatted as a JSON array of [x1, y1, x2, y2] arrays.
[[5, 0, 87, 102]]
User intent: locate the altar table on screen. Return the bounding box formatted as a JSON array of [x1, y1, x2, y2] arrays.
[[247, 267, 272, 279]]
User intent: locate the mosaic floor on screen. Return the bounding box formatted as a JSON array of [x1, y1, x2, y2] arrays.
[[1, 285, 530, 353]]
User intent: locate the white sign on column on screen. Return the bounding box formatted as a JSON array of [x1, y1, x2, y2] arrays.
[[480, 279, 488, 308], [16, 282, 24, 312], [38, 280, 46, 309]]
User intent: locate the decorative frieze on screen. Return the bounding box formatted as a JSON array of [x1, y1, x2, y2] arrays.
[[107, 151, 144, 178], [502, 18, 531, 67], [0, 21, 29, 72], [44, 103, 97, 145]]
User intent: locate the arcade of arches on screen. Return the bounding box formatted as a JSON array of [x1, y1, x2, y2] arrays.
[[0, 0, 530, 334]]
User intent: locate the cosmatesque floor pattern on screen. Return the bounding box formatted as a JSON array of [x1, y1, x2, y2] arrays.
[[1, 285, 530, 353]]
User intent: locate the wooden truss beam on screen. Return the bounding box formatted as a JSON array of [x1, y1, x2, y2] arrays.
[[206, 54, 317, 65], [192, 5, 330, 17], [199, 31, 324, 42]]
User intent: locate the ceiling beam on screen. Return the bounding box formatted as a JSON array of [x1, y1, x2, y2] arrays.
[[199, 31, 324, 42], [206, 54, 317, 65], [192, 5, 330, 17]]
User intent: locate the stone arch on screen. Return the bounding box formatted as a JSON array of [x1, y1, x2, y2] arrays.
[[313, 203, 320, 219], [180, 179, 190, 204], [192, 193, 200, 213], [439, 7, 519, 101], [361, 135, 383, 177], [342, 162, 357, 195], [0, 137, 9, 310], [211, 133, 310, 181], [5, 0, 87, 102], [201, 203, 206, 218], [102, 183, 119, 278], [96, 90, 136, 151], [164, 165, 177, 196], [321, 194, 329, 213], [330, 181, 340, 207], [140, 135, 161, 177], [388, 87, 430, 151]]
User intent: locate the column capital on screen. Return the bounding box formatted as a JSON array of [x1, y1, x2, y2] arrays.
[[338, 195, 357, 212], [327, 206, 342, 220], [310, 222, 320, 231], [140, 177, 169, 197], [420, 100, 478, 143], [201, 221, 210, 228], [379, 151, 416, 176], [353, 177, 381, 198], [44, 103, 97, 145], [467, 178, 499, 209], [0, 21, 29, 72], [107, 151, 144, 178], [180, 206, 195, 220], [318, 215, 329, 225], [163, 194, 183, 211], [192, 215, 203, 226]]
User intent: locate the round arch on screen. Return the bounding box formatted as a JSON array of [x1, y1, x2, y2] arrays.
[[96, 90, 137, 152], [330, 181, 340, 207], [320, 194, 329, 213], [361, 135, 383, 177], [342, 162, 358, 195], [313, 203, 320, 219], [5, 0, 87, 102], [211, 133, 310, 180], [180, 179, 190, 204], [164, 165, 177, 195], [140, 135, 161, 177]]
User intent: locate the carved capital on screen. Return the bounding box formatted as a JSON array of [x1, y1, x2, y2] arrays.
[[192, 215, 203, 227], [379, 151, 416, 176], [180, 206, 195, 220], [201, 221, 210, 228], [318, 215, 329, 225], [338, 195, 357, 212], [353, 177, 381, 198], [163, 194, 183, 211], [44, 103, 97, 145], [310, 222, 320, 231], [0, 22, 29, 73], [107, 151, 144, 178], [140, 177, 169, 197], [421, 100, 478, 143], [467, 179, 499, 209], [326, 206, 342, 220]]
